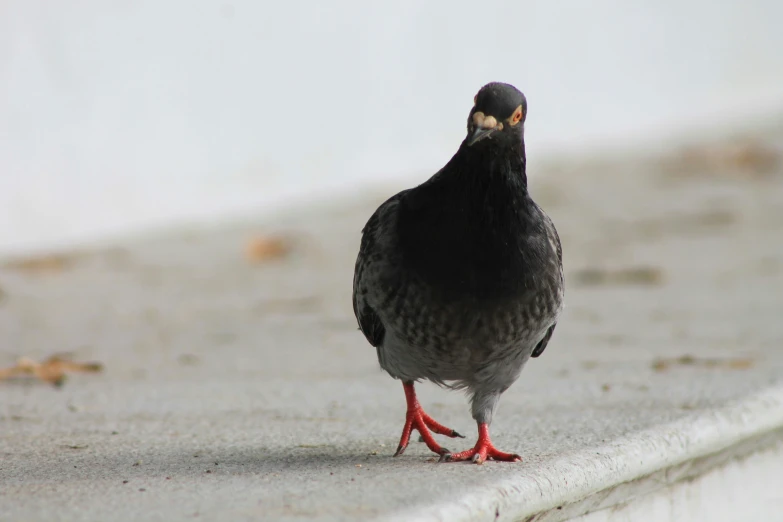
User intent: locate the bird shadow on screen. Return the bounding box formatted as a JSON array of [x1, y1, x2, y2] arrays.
[[6, 444, 389, 484]]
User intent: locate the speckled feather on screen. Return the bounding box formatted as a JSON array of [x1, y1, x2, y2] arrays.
[[353, 82, 564, 426]]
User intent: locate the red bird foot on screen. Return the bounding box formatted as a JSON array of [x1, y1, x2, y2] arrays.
[[394, 382, 465, 457], [440, 423, 522, 464]]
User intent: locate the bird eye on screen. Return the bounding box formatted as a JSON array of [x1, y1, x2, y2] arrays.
[[512, 106, 523, 124]]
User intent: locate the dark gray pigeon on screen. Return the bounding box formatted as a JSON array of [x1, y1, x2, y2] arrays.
[[352, 82, 564, 464]]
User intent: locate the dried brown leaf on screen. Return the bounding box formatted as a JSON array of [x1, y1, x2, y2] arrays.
[[0, 354, 103, 387]]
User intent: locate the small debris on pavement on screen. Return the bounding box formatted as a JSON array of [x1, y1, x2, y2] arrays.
[[0, 354, 103, 387], [571, 266, 664, 287], [177, 353, 200, 366], [651, 355, 754, 373], [670, 139, 781, 177], [2, 253, 76, 274], [244, 235, 291, 263]]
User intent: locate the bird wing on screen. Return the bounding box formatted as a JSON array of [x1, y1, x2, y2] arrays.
[[530, 204, 564, 359], [542, 207, 564, 283], [355, 301, 385, 348], [531, 323, 556, 358], [352, 191, 407, 348]]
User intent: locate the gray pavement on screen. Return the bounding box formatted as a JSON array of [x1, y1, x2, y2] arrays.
[[2, 133, 783, 521]]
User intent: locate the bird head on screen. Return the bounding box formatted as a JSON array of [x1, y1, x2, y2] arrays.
[[465, 82, 527, 147]]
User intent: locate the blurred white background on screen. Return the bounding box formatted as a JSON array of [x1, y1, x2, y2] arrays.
[[2, 0, 782, 255]]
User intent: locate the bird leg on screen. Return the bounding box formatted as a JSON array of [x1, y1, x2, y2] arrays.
[[440, 422, 521, 464], [393, 381, 465, 457]]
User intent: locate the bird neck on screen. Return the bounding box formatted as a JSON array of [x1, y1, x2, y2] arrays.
[[457, 137, 528, 192]]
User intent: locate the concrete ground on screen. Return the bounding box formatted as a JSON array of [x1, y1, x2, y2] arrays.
[[2, 132, 783, 521]]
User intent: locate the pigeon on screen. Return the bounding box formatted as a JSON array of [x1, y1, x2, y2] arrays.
[[352, 82, 564, 464]]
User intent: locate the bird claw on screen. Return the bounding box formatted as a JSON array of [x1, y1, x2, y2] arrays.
[[436, 452, 489, 464], [441, 423, 522, 464], [396, 414, 462, 457], [395, 383, 464, 458], [419, 430, 464, 443], [445, 446, 521, 464], [394, 443, 447, 458]]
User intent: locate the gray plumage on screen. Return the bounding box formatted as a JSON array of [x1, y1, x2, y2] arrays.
[[352, 82, 564, 455]]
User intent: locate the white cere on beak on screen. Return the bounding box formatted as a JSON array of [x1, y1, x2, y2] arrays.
[[472, 112, 499, 130], [481, 115, 497, 129]]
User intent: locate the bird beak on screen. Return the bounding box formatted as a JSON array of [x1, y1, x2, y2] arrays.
[[466, 127, 496, 146]]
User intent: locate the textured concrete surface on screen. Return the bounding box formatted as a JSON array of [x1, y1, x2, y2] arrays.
[[572, 438, 783, 522], [2, 134, 783, 521]]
